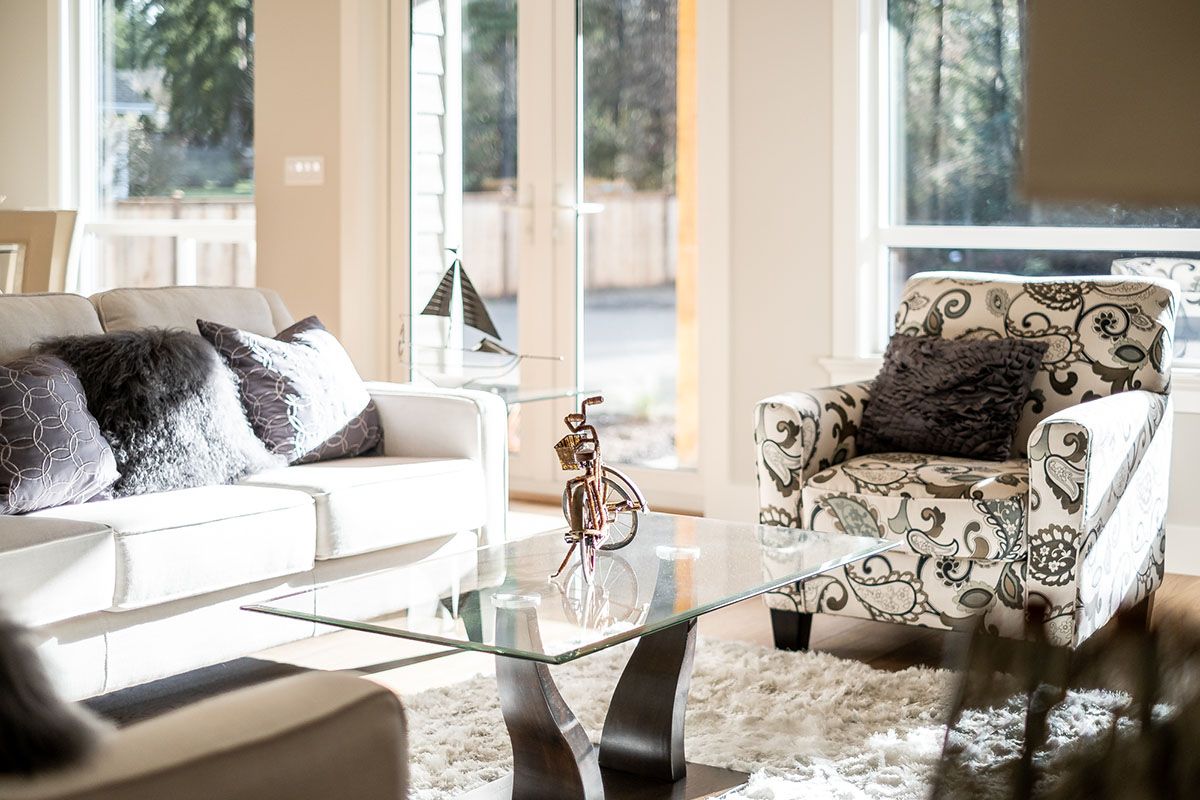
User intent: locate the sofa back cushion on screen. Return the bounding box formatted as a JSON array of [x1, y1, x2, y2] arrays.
[[894, 271, 1178, 451], [0, 294, 103, 363], [91, 286, 294, 336]]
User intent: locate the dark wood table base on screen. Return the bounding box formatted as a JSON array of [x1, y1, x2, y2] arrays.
[[489, 600, 743, 800], [459, 762, 749, 800]]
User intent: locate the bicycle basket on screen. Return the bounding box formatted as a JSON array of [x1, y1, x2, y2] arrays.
[[554, 435, 585, 470]]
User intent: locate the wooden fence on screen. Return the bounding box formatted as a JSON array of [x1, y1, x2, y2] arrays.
[[98, 191, 676, 296], [463, 190, 678, 297], [97, 197, 255, 289]]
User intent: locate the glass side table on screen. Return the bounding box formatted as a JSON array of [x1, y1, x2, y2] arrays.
[[469, 384, 598, 452], [474, 384, 596, 407]]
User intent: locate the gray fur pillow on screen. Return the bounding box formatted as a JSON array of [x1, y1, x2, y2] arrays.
[[38, 329, 282, 497], [859, 334, 1049, 461], [198, 316, 382, 464], [0, 611, 109, 774]]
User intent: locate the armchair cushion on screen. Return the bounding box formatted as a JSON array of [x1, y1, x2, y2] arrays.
[[804, 452, 1029, 561]]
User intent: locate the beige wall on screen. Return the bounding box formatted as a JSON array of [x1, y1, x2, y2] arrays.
[[0, 0, 57, 208], [702, 0, 836, 521], [729, 0, 835, 481], [255, 0, 388, 379]]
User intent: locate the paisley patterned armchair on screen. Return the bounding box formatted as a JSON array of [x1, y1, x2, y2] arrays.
[[755, 272, 1178, 649]]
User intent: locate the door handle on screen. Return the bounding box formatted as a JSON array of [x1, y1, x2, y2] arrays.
[[554, 202, 605, 215]]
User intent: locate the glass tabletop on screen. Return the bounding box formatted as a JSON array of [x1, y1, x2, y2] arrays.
[[244, 513, 896, 664]]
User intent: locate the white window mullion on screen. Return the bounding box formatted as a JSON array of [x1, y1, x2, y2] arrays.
[[880, 225, 1200, 253]]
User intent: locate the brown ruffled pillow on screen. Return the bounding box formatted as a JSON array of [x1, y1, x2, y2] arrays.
[[859, 334, 1048, 461]]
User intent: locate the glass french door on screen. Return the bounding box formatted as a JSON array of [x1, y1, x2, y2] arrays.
[[578, 0, 697, 472], [408, 0, 698, 502]]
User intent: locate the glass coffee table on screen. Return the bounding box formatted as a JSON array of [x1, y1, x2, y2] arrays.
[[245, 513, 895, 800]]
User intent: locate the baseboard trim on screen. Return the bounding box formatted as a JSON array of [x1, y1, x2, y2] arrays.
[[1167, 523, 1200, 576]]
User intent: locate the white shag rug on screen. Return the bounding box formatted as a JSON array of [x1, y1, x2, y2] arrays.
[[399, 638, 1130, 800]]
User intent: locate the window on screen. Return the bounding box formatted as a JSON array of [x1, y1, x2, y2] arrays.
[[79, 0, 255, 293], [857, 0, 1200, 363]]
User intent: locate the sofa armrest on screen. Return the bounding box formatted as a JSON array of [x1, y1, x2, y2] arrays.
[[0, 673, 407, 800], [754, 381, 872, 528], [365, 381, 508, 550], [1026, 390, 1173, 646]]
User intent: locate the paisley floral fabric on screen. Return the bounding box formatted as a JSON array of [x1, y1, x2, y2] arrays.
[[1025, 390, 1171, 645], [755, 381, 871, 529], [804, 453, 1028, 561], [756, 273, 1177, 649], [762, 548, 1030, 640], [1113, 257, 1200, 358], [894, 272, 1177, 452]]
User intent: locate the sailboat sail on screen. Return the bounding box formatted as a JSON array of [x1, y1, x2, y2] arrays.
[[457, 265, 501, 340], [420, 267, 457, 318], [419, 257, 502, 341]]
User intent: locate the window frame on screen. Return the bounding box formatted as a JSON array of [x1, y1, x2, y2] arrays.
[[70, 0, 256, 295], [829, 0, 1200, 406]]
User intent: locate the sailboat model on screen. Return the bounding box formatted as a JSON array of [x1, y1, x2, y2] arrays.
[[403, 251, 560, 388], [419, 253, 515, 355]]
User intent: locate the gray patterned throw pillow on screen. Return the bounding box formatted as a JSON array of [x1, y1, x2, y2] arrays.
[[0, 356, 119, 514], [198, 316, 382, 464]]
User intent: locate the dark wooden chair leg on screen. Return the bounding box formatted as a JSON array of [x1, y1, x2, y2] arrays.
[[770, 608, 813, 651], [1119, 593, 1156, 631]]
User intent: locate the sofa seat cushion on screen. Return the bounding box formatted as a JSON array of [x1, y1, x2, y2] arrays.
[[241, 456, 486, 559], [804, 452, 1029, 561], [0, 517, 115, 627], [31, 485, 316, 610]]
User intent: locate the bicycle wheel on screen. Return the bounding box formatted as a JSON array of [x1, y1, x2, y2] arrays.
[[559, 552, 641, 628], [599, 475, 639, 550]]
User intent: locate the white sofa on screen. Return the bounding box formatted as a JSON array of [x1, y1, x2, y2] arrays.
[[0, 286, 507, 700]]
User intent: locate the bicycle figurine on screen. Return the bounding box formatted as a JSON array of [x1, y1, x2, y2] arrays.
[[550, 396, 649, 584]]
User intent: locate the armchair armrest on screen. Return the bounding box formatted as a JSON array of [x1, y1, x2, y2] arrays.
[[754, 381, 872, 527], [365, 381, 508, 549], [0, 673, 408, 800], [1026, 389, 1173, 646]]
